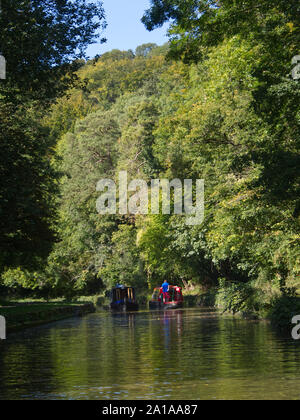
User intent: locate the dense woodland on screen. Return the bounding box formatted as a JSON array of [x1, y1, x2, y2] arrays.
[[0, 1, 299, 318]]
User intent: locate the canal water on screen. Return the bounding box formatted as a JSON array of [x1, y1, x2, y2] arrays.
[[0, 308, 299, 400]]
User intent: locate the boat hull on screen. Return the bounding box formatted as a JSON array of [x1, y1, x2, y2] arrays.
[[110, 302, 139, 312], [149, 301, 183, 310]]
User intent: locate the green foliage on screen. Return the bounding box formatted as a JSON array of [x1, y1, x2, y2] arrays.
[[78, 49, 168, 109], [42, 46, 173, 296], [33, 36, 300, 305], [135, 43, 158, 57], [0, 0, 106, 103], [196, 288, 217, 308], [0, 267, 54, 299], [215, 279, 257, 315], [0, 103, 57, 271], [137, 215, 173, 285], [142, 1, 299, 64], [3, 0, 299, 324], [46, 109, 121, 296], [269, 297, 300, 329], [117, 100, 161, 177], [2, 268, 41, 291], [0, 1, 107, 296], [100, 225, 146, 290]]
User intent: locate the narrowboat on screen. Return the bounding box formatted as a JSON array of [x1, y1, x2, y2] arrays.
[[110, 285, 139, 312], [149, 285, 184, 310]]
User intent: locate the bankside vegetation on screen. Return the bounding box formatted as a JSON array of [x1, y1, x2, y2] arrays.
[[0, 1, 299, 324]]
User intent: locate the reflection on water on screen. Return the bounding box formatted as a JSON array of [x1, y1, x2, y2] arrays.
[[0, 308, 300, 400]]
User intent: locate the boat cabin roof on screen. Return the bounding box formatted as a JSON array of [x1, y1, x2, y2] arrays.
[[112, 284, 135, 291], [153, 285, 182, 291]]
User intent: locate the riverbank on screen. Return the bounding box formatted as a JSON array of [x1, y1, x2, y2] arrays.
[[0, 301, 96, 332], [2, 285, 299, 334], [183, 286, 300, 330]]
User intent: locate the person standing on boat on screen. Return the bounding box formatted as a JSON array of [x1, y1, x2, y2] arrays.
[[162, 280, 170, 303]]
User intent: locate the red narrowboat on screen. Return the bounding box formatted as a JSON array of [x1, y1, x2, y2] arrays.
[[149, 285, 184, 310]]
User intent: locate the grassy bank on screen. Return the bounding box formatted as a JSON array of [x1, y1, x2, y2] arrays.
[[0, 300, 96, 332]]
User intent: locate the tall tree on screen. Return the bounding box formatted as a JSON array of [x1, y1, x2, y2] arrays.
[[0, 0, 107, 103], [0, 0, 107, 272], [142, 1, 299, 63]]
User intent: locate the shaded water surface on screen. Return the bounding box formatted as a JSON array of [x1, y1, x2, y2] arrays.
[[0, 309, 299, 400]]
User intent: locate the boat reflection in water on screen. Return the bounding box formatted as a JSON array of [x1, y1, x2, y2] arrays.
[[110, 285, 139, 312]]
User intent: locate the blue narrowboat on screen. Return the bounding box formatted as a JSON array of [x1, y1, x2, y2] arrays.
[[110, 285, 139, 312]]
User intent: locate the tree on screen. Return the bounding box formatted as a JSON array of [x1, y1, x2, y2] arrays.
[[0, 0, 107, 103], [135, 43, 157, 57], [101, 225, 146, 290], [142, 1, 299, 63], [0, 102, 57, 270], [0, 0, 107, 275], [46, 109, 121, 295]]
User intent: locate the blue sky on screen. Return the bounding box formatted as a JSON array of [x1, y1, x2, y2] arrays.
[[86, 0, 169, 58]]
